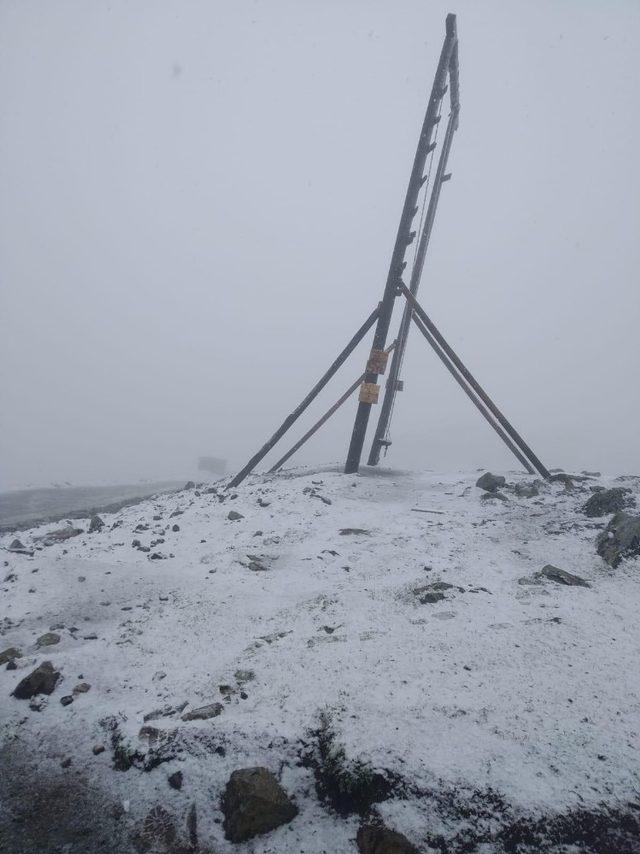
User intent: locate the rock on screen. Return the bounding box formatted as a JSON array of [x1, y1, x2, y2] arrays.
[[181, 702, 224, 721], [417, 590, 446, 604], [134, 523, 149, 532], [184, 481, 196, 490], [73, 682, 91, 694], [357, 824, 420, 854], [475, 472, 506, 493], [83, 633, 98, 640], [339, 528, 370, 535], [35, 525, 83, 546], [60, 695, 74, 706], [480, 491, 508, 501], [168, 770, 183, 790], [221, 766, 298, 843], [88, 514, 105, 533], [93, 744, 105, 755], [36, 632, 61, 648], [539, 565, 591, 588], [0, 647, 21, 665], [9, 538, 25, 551], [227, 510, 244, 521], [583, 487, 634, 518], [515, 481, 540, 498], [12, 661, 61, 699], [582, 470, 601, 477], [172, 524, 180, 532], [596, 511, 640, 568], [61, 757, 72, 768]]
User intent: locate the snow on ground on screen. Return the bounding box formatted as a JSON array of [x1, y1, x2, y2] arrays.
[[0, 466, 639, 852]]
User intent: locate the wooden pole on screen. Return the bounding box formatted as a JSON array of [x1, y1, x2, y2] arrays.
[[228, 305, 380, 489], [344, 14, 458, 475], [269, 341, 397, 473], [410, 313, 536, 474], [368, 105, 459, 466], [401, 285, 550, 479]]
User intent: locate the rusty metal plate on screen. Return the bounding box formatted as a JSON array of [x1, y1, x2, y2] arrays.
[[359, 382, 380, 404], [366, 349, 389, 375]]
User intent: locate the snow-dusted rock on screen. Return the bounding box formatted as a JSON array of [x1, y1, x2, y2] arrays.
[[221, 766, 298, 842]]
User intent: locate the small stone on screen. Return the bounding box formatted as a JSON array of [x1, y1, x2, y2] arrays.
[[339, 528, 370, 535], [221, 767, 298, 843], [168, 770, 183, 790], [35, 525, 83, 546], [0, 647, 21, 665], [515, 481, 540, 498], [60, 695, 74, 706], [78, 575, 86, 582], [12, 661, 61, 699], [539, 565, 591, 588], [172, 524, 180, 532], [480, 490, 508, 501], [132, 539, 141, 548], [73, 682, 91, 694], [181, 703, 224, 721], [93, 744, 105, 755], [475, 472, 506, 493], [234, 669, 255, 684], [184, 481, 196, 490], [61, 757, 72, 768], [83, 632, 98, 640], [356, 824, 419, 854], [89, 514, 105, 533], [9, 538, 25, 551], [36, 632, 60, 647], [152, 514, 162, 521], [227, 511, 244, 521]]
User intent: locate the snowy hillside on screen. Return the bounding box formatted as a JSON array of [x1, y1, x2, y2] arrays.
[[1, 466, 639, 853]]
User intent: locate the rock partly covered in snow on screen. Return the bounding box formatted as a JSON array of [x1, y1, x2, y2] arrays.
[[475, 472, 506, 493], [221, 766, 298, 842], [11, 661, 61, 699], [583, 487, 634, 518], [596, 511, 640, 567], [357, 824, 419, 854]]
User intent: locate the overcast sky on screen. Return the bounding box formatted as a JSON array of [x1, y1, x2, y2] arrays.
[[1, 0, 638, 490]]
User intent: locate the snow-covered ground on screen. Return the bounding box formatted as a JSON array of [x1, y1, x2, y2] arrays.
[[1, 466, 639, 852]]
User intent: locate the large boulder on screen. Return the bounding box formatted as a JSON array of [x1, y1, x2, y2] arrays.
[[539, 565, 590, 588], [357, 824, 420, 854], [475, 472, 505, 493], [596, 512, 640, 568], [12, 661, 61, 699], [221, 767, 298, 843], [583, 487, 634, 518]]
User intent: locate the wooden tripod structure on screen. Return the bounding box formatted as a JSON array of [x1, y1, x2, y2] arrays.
[[228, 14, 550, 490]]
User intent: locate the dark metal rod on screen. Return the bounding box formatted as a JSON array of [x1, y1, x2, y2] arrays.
[[410, 313, 536, 474], [227, 305, 380, 489], [368, 104, 459, 466], [344, 14, 458, 475], [401, 285, 551, 479], [269, 340, 397, 473]]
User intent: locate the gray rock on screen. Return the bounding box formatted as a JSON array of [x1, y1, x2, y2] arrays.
[[73, 682, 91, 694], [168, 770, 183, 790], [539, 565, 591, 588], [596, 512, 640, 568], [0, 647, 21, 665], [221, 766, 298, 843], [36, 632, 61, 648], [184, 481, 196, 490], [475, 472, 506, 492], [357, 823, 420, 854], [515, 481, 540, 498], [60, 695, 74, 706], [88, 514, 105, 533], [583, 487, 634, 518], [35, 525, 83, 546], [12, 661, 61, 699], [172, 524, 180, 532], [181, 702, 224, 721], [227, 510, 244, 521], [480, 490, 508, 501], [339, 528, 370, 535], [8, 539, 25, 551]]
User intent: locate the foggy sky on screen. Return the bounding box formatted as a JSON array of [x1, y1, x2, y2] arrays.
[[1, 0, 638, 490]]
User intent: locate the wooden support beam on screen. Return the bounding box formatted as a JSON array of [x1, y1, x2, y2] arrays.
[[401, 285, 551, 479], [410, 313, 536, 475], [228, 305, 380, 489], [269, 341, 397, 473]]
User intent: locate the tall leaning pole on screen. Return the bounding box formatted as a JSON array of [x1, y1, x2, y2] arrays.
[[344, 14, 459, 474]]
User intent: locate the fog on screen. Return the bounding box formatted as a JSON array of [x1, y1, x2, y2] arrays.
[[1, 0, 638, 491]]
